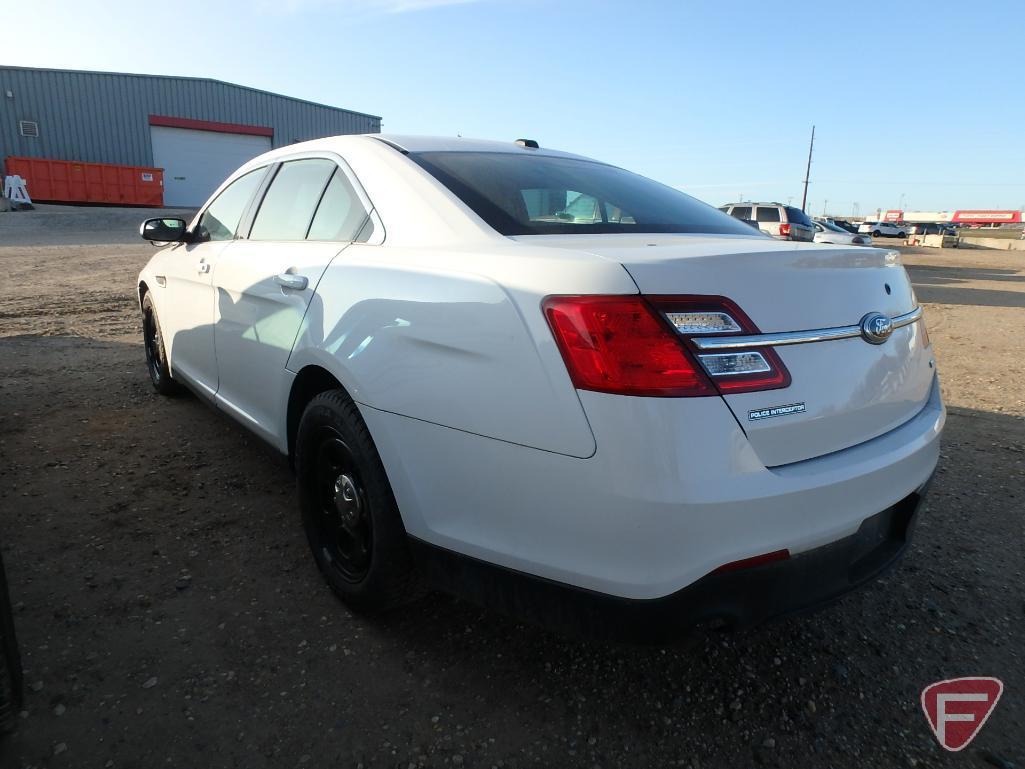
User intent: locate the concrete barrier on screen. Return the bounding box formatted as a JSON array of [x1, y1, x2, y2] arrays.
[[958, 236, 1025, 251]]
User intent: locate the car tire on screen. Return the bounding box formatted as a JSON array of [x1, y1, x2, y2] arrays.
[[872, 230, 881, 237], [142, 293, 182, 396], [0, 552, 23, 736], [295, 389, 423, 613], [897, 231, 906, 238]]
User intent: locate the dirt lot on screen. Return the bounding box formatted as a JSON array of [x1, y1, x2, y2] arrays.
[[1, 221, 1023, 768]]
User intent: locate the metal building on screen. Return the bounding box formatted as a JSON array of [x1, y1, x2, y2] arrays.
[[0, 66, 381, 206]]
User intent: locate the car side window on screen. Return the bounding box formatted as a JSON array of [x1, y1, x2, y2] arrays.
[[731, 206, 751, 220], [195, 168, 266, 242], [307, 169, 371, 242], [249, 159, 337, 241], [756, 207, 781, 223]]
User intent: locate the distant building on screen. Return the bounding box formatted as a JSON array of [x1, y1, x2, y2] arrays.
[[877, 209, 1020, 224], [0, 66, 381, 206]]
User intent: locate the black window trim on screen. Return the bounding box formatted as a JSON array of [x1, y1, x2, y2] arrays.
[[239, 151, 383, 244], [236, 163, 278, 241], [188, 150, 383, 245], [188, 164, 271, 243]]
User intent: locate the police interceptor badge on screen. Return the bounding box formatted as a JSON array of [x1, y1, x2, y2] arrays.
[[749, 402, 806, 421]]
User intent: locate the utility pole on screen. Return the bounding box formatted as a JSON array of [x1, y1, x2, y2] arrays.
[[801, 125, 815, 212], [823, 199, 828, 216]]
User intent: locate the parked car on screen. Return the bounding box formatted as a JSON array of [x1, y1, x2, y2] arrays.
[[138, 135, 943, 640], [719, 202, 816, 241], [0, 550, 23, 736], [815, 217, 860, 234], [859, 221, 907, 238], [813, 219, 870, 245]]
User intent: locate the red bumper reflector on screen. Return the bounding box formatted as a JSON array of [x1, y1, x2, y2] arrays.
[[712, 549, 791, 574]]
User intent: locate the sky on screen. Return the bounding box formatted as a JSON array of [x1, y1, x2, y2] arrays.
[[5, 0, 1024, 216]]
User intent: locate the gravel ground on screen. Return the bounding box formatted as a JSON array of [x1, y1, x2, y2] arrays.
[[0, 227, 1022, 768]]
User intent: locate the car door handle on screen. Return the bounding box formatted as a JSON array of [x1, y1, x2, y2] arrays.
[[196, 262, 210, 274], [275, 273, 309, 291]]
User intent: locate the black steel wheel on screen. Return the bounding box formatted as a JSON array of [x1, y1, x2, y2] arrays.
[[142, 293, 181, 396], [296, 389, 423, 612], [311, 430, 373, 583]]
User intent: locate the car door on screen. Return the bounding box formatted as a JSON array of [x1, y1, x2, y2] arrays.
[[158, 167, 267, 396], [211, 155, 374, 447]]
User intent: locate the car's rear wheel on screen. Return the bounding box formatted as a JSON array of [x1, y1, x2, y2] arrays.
[[897, 231, 906, 238], [142, 293, 181, 396], [872, 230, 881, 237], [295, 390, 422, 612]]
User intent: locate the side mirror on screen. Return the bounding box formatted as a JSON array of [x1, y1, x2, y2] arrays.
[[140, 217, 188, 243]]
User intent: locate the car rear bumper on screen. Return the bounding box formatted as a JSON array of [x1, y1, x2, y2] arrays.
[[409, 482, 928, 642], [363, 375, 944, 603]]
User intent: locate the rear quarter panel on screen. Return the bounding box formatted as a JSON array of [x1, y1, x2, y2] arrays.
[[286, 242, 637, 458]]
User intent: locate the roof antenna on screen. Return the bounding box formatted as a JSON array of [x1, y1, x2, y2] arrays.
[[515, 139, 539, 149]]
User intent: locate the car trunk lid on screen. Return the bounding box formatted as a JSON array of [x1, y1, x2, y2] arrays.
[[520, 234, 936, 466]]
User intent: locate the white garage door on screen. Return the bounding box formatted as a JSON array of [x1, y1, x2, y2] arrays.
[[151, 126, 272, 207]]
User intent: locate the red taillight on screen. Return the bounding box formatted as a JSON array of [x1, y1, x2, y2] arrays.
[[779, 223, 792, 238], [543, 296, 716, 396], [544, 295, 790, 397]]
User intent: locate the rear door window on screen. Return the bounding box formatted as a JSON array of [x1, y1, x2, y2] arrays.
[[755, 207, 781, 222], [307, 170, 370, 241], [731, 206, 752, 220], [249, 159, 337, 241]]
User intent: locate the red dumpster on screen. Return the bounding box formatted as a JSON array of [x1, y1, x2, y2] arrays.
[[4, 156, 164, 206]]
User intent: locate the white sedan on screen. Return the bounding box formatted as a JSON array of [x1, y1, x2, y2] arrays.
[[813, 219, 871, 245], [138, 135, 944, 641], [859, 221, 908, 238]]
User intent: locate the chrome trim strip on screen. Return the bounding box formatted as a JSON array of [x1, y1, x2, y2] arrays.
[[691, 307, 923, 351]]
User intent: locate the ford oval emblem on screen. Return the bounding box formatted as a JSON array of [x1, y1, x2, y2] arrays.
[[860, 312, 893, 344]]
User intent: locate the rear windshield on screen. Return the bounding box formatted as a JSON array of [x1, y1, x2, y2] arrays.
[[784, 206, 814, 226], [409, 151, 756, 236]]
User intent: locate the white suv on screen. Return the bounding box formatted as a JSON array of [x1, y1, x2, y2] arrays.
[[859, 221, 907, 238], [137, 136, 943, 641], [719, 202, 816, 241]]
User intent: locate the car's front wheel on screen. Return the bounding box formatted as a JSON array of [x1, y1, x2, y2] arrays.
[[295, 390, 422, 612], [872, 230, 882, 237], [142, 293, 181, 396]]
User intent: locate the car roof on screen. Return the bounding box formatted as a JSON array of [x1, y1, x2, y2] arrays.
[[244, 133, 600, 170], [372, 134, 595, 161]]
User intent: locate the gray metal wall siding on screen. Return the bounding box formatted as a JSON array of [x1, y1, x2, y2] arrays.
[[0, 67, 380, 170]]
